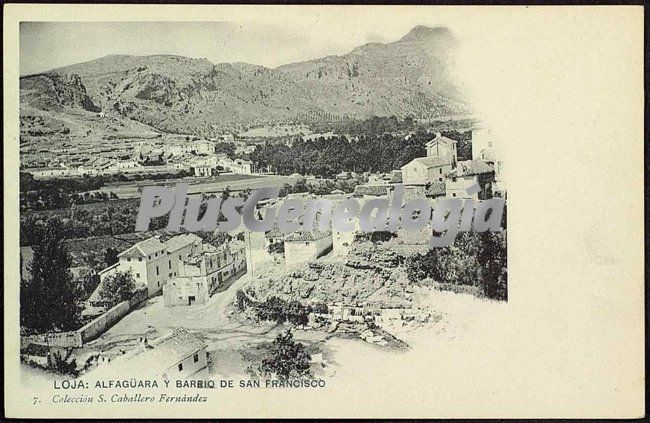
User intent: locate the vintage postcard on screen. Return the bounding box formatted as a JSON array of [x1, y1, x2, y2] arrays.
[[3, 4, 644, 419]]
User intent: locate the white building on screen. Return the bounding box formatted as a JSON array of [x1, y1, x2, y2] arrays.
[[89, 328, 208, 380], [284, 231, 333, 268], [230, 158, 253, 174], [471, 127, 498, 161], [26, 166, 71, 179], [446, 160, 496, 200], [425, 133, 458, 163], [401, 157, 452, 185], [163, 242, 247, 307], [399, 132, 459, 186], [108, 160, 142, 173], [164, 140, 214, 157], [87, 234, 203, 309], [190, 140, 214, 155], [192, 164, 213, 177]]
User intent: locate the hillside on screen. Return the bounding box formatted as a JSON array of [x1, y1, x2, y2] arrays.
[[19, 26, 470, 137]]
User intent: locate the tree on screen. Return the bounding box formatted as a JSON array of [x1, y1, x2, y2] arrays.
[[286, 300, 309, 326], [104, 248, 119, 267], [404, 230, 507, 300], [267, 241, 285, 255], [310, 302, 329, 315], [80, 273, 101, 301], [477, 231, 508, 301], [254, 296, 309, 326], [235, 289, 254, 312], [98, 270, 136, 308], [258, 330, 312, 381], [20, 218, 81, 333]]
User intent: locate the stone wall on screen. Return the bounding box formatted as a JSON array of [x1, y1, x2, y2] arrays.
[[22, 286, 151, 350]]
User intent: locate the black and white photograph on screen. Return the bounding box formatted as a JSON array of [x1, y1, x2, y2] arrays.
[[18, 18, 507, 385], [4, 4, 644, 419]]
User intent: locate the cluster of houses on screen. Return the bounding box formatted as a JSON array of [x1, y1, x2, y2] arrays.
[[394, 129, 503, 199], [85, 233, 246, 315], [22, 134, 255, 180], [242, 127, 504, 275]]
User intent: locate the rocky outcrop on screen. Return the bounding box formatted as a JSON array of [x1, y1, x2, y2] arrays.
[[20, 72, 100, 112], [247, 243, 412, 308]]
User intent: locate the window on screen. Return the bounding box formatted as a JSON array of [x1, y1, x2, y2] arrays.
[[452, 193, 456, 197], [169, 260, 172, 269], [169, 273, 172, 278], [193, 353, 199, 363], [178, 363, 183, 372], [439, 168, 442, 174], [156, 266, 159, 276], [138, 258, 142, 262], [157, 281, 160, 287], [136, 273, 140, 278], [127, 258, 131, 262]]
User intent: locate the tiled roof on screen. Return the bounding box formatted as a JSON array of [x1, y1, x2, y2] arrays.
[[447, 160, 495, 177], [265, 228, 285, 239], [96, 328, 207, 376], [285, 231, 332, 242], [353, 185, 389, 197], [200, 243, 218, 253], [388, 171, 402, 184], [133, 328, 205, 369], [412, 156, 452, 168], [426, 181, 446, 197], [118, 236, 166, 258], [165, 233, 202, 253]]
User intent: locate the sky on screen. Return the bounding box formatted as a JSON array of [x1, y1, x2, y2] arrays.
[[20, 19, 440, 76]]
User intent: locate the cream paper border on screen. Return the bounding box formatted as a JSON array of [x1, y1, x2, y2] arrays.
[[3, 4, 645, 418]]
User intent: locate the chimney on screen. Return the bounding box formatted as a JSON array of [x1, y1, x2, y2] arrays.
[[435, 132, 442, 138]]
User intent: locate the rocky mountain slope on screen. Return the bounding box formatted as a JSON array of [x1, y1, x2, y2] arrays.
[[20, 26, 469, 136]]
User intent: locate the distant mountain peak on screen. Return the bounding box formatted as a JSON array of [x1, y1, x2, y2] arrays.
[[399, 25, 452, 43], [20, 27, 470, 134]]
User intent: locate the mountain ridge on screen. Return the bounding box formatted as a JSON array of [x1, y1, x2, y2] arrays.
[[20, 25, 470, 135]]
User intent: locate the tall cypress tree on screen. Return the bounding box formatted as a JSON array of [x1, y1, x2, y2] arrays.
[[20, 218, 80, 333], [477, 231, 508, 301]]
